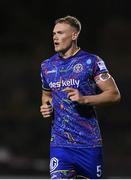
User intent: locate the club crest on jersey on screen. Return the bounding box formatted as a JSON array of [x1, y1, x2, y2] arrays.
[[73, 63, 83, 73], [50, 157, 58, 172]]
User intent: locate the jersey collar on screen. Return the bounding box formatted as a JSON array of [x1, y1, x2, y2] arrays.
[[58, 47, 81, 59]]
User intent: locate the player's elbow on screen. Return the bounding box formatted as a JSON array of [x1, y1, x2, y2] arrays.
[[112, 90, 121, 103]]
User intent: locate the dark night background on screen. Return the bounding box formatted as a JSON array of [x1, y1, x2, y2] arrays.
[[0, 0, 131, 178]]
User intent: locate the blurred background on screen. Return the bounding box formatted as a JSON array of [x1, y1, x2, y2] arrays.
[[0, 0, 131, 178]]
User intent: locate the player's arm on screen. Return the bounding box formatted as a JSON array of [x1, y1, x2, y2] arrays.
[[63, 73, 121, 106], [40, 90, 53, 118], [85, 73, 121, 106]]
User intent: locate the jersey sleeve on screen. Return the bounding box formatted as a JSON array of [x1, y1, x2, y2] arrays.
[[92, 55, 109, 77], [40, 64, 51, 91]]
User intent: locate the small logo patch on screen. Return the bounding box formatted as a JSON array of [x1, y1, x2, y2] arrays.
[[86, 58, 92, 65], [97, 60, 107, 70], [50, 157, 59, 172], [73, 63, 83, 73]]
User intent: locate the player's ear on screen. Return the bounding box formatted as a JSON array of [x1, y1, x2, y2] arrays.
[[72, 32, 79, 40]]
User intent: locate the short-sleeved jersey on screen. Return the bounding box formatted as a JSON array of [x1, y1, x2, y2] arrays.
[[41, 49, 108, 148]]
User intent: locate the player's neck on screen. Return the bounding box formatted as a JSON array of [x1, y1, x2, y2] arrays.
[[60, 44, 80, 59]]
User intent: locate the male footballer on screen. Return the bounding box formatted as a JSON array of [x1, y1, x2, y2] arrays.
[[40, 15, 121, 179]]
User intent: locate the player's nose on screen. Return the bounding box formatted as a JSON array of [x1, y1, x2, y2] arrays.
[[53, 34, 58, 40]]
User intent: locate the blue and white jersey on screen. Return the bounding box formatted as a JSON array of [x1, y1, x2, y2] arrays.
[[41, 49, 108, 148]]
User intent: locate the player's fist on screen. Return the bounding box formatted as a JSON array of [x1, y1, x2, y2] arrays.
[[63, 87, 85, 104], [40, 102, 53, 118]]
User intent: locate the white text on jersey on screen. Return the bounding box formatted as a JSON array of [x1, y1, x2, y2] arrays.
[[49, 79, 80, 89]]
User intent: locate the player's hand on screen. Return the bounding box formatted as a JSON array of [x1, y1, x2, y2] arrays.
[[40, 102, 53, 118], [63, 87, 85, 104]]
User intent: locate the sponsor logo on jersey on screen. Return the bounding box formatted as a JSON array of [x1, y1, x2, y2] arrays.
[[49, 79, 80, 89], [46, 69, 57, 74], [73, 63, 83, 73], [50, 157, 58, 172]]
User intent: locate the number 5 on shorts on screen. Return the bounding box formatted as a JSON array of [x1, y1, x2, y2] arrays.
[[97, 165, 102, 177]]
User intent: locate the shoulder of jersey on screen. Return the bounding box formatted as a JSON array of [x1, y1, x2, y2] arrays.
[[41, 53, 58, 66], [80, 50, 98, 63]]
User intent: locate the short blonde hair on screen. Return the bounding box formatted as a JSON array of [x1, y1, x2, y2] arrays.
[[55, 15, 81, 33]]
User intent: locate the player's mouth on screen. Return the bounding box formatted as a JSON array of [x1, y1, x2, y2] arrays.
[[54, 42, 60, 47]]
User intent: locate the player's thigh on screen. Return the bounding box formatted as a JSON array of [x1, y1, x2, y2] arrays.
[[50, 147, 76, 179], [75, 147, 103, 179]]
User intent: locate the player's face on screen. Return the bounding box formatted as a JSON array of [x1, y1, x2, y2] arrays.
[[53, 23, 76, 53]]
